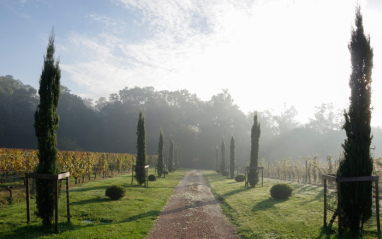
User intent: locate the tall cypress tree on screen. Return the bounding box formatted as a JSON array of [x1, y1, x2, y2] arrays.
[[168, 137, 174, 172], [215, 146, 219, 172], [34, 30, 61, 226], [220, 139, 226, 175], [136, 111, 147, 185], [230, 136, 235, 179], [157, 130, 164, 177], [249, 113, 261, 188], [176, 146, 181, 167], [336, 6, 374, 232], [174, 145, 178, 170]]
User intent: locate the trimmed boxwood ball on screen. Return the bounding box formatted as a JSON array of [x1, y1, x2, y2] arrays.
[[270, 183, 293, 199], [148, 174, 156, 181], [105, 185, 126, 200], [235, 174, 245, 182]]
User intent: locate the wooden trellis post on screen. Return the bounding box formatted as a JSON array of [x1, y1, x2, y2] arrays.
[[322, 174, 380, 236], [244, 167, 263, 187], [131, 165, 149, 187], [25, 172, 70, 234]]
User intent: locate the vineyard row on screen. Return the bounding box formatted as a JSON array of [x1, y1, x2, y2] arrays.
[[0, 148, 158, 183], [257, 155, 382, 185]]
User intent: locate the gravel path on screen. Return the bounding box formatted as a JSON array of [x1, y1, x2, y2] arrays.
[[147, 170, 239, 239]]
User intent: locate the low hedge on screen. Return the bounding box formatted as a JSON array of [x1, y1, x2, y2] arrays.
[[270, 183, 293, 199], [235, 174, 245, 182], [105, 185, 126, 200], [148, 174, 156, 181]]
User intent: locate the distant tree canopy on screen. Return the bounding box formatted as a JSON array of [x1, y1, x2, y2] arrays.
[[1, 76, 382, 169], [0, 75, 38, 148]]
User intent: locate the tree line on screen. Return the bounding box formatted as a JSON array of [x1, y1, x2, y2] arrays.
[[1, 76, 381, 169]]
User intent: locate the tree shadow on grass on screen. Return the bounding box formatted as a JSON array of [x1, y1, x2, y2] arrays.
[[252, 198, 289, 211], [12, 211, 162, 237], [221, 187, 249, 197], [70, 182, 144, 193], [6, 221, 76, 239], [70, 197, 110, 206], [315, 226, 382, 239], [208, 176, 230, 182], [292, 184, 320, 193], [123, 210, 161, 222], [120, 183, 147, 188], [299, 188, 325, 205], [315, 226, 336, 239], [226, 181, 242, 184], [70, 185, 109, 192], [7, 209, 163, 238]]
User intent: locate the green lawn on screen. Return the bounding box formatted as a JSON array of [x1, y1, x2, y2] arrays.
[[204, 170, 381, 239], [0, 169, 187, 239]]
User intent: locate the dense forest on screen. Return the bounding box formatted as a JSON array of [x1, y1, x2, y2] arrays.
[[1, 75, 381, 169]]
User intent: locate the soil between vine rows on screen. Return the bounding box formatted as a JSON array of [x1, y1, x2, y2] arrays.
[[147, 170, 238, 239]]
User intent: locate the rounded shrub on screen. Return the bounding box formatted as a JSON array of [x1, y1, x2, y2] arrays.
[[163, 170, 168, 175], [105, 185, 126, 200], [222, 171, 228, 176], [148, 174, 156, 181], [235, 174, 245, 182], [270, 183, 293, 199]]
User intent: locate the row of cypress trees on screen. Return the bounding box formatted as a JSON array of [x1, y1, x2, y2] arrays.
[[216, 113, 260, 187], [136, 114, 181, 182], [156, 130, 179, 177], [217, 136, 236, 179]]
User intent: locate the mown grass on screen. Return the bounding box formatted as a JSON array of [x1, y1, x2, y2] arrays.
[[0, 169, 187, 239], [204, 170, 381, 239]]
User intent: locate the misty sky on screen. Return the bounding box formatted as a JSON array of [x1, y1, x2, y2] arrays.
[[1, 0, 382, 127]]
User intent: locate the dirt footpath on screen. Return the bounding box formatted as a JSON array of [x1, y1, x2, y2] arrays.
[[147, 170, 239, 239]]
